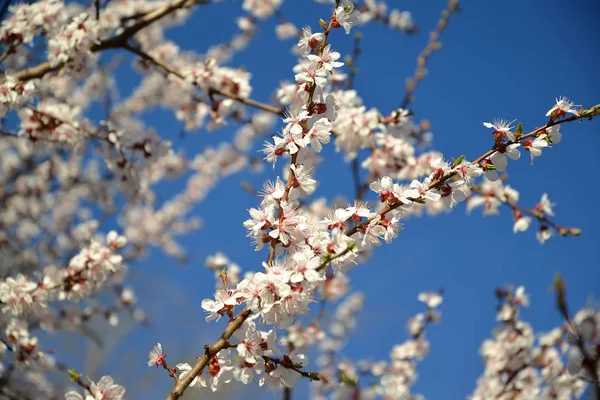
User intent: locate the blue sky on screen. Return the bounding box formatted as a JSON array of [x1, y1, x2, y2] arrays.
[[55, 1, 600, 398]]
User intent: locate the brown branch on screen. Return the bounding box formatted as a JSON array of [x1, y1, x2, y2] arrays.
[[400, 0, 459, 109], [346, 33, 367, 200], [263, 356, 320, 382], [345, 32, 362, 91], [6, 0, 211, 82], [159, 359, 179, 382], [166, 308, 252, 400]]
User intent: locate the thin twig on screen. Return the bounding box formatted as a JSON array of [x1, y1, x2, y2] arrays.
[[470, 185, 581, 237], [400, 0, 459, 109]]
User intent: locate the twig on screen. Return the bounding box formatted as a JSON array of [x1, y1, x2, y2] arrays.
[[346, 32, 362, 91], [470, 185, 581, 237], [400, 0, 459, 109]]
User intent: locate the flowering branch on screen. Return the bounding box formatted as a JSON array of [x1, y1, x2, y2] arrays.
[[8, 0, 212, 83], [470, 184, 581, 239], [345, 106, 600, 239], [266, 0, 342, 266], [120, 43, 285, 117]]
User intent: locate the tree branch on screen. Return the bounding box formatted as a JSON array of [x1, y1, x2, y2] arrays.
[[400, 0, 459, 109], [7, 0, 211, 82], [344, 108, 599, 239], [166, 308, 252, 400]]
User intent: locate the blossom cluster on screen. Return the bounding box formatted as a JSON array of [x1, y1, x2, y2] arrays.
[[0, 231, 127, 316], [470, 286, 590, 399], [310, 291, 442, 398]]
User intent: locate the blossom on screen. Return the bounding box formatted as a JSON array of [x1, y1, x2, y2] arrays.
[[294, 62, 327, 89], [334, 0, 360, 34], [205, 252, 229, 270], [282, 109, 309, 139], [389, 9, 416, 31], [513, 286, 529, 307], [536, 226, 553, 244], [201, 289, 243, 322], [360, 216, 386, 248], [441, 181, 469, 208], [289, 164, 317, 196], [490, 144, 521, 173], [380, 215, 402, 243], [235, 323, 264, 363], [513, 215, 532, 233], [297, 26, 323, 56], [268, 201, 307, 245], [417, 292, 443, 308], [536, 193, 555, 216], [483, 118, 517, 141], [66, 376, 126, 400], [264, 351, 308, 390], [307, 45, 344, 71], [106, 231, 127, 250], [242, 0, 282, 19], [289, 252, 324, 283], [322, 208, 352, 230], [260, 178, 286, 204], [370, 176, 395, 202], [408, 179, 440, 202], [453, 160, 483, 186], [147, 343, 165, 367], [546, 96, 579, 118], [47, 13, 99, 69], [0, 274, 41, 316], [175, 363, 201, 388], [275, 23, 299, 40], [522, 135, 549, 163], [545, 124, 562, 144], [303, 117, 332, 152], [244, 204, 275, 236]]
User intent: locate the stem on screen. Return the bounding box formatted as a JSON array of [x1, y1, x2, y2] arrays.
[[400, 0, 459, 109], [166, 309, 252, 400]]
